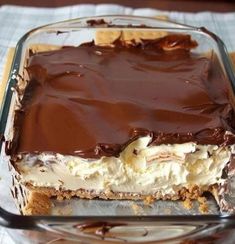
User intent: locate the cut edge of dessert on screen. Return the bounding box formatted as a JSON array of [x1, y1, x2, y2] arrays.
[[10, 138, 235, 215], [5, 29, 235, 215]]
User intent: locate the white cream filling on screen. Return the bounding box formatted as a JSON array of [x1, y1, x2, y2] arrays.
[[16, 136, 233, 195]]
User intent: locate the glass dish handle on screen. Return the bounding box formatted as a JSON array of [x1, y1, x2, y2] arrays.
[[36, 219, 235, 243], [0, 207, 36, 229]]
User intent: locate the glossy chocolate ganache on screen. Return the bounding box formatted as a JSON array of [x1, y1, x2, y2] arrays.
[[11, 34, 235, 158]]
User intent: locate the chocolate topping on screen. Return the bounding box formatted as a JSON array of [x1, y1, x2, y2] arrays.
[[75, 222, 125, 237], [86, 19, 107, 26], [11, 34, 235, 158]]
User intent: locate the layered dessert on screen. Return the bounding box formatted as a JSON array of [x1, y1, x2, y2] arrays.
[[6, 31, 235, 214]]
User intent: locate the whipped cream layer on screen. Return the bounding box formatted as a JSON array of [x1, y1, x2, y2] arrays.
[[16, 136, 233, 196]]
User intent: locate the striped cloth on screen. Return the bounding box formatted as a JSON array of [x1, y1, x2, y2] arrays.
[[0, 4, 235, 243], [1, 4, 235, 81]]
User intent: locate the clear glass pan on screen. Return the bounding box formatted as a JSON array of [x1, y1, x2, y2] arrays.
[[0, 15, 235, 243]]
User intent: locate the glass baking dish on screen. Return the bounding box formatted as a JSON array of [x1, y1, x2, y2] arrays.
[[1, 15, 235, 244]]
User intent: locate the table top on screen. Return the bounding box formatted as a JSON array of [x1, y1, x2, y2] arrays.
[[0, 0, 235, 12]]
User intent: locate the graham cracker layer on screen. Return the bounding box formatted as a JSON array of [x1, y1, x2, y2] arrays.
[[22, 191, 51, 215], [26, 184, 209, 201], [20, 182, 217, 215]]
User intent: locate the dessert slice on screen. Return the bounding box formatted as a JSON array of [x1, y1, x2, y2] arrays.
[[6, 32, 235, 214]]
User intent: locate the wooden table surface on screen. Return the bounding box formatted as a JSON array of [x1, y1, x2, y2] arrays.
[[0, 0, 235, 12]]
